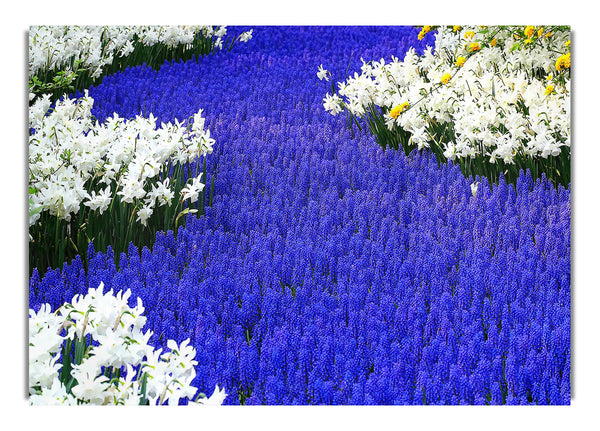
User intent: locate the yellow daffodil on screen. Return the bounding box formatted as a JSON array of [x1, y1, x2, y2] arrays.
[[453, 25, 461, 33], [565, 40, 571, 47], [390, 102, 409, 118], [455, 56, 466, 68], [441, 73, 452, 85], [537, 27, 544, 38], [524, 26, 535, 38], [468, 42, 481, 52], [545, 84, 554, 95], [464, 30, 475, 39], [555, 52, 571, 71], [418, 26, 432, 40], [490, 38, 497, 47]]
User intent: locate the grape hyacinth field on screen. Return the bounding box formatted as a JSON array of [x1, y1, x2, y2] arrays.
[[27, 26, 571, 407]]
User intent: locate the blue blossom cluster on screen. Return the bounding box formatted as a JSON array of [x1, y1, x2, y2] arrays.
[[30, 26, 570, 404]]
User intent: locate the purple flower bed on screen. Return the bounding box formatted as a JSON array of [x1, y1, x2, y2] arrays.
[[29, 26, 570, 405]]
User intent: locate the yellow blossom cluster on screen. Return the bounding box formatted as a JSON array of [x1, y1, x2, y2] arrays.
[[555, 52, 571, 71], [418, 26, 432, 41], [390, 101, 410, 118]]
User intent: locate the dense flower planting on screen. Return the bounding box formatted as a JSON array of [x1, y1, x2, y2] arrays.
[[29, 25, 253, 103], [30, 283, 227, 405], [29, 26, 570, 405], [321, 26, 571, 187], [29, 91, 212, 273]]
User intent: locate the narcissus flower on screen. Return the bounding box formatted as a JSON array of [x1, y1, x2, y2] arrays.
[[545, 84, 555, 95], [238, 29, 253, 42], [455, 56, 466, 67], [195, 385, 228, 405], [180, 174, 205, 204], [323, 93, 343, 115], [441, 73, 452, 85], [468, 42, 481, 52], [524, 26, 535, 38], [555, 52, 571, 71], [317, 64, 329, 81], [418, 26, 432, 40], [390, 101, 409, 118]]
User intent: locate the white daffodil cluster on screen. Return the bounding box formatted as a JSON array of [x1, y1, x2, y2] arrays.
[[322, 26, 570, 165], [29, 282, 227, 405], [29, 92, 212, 227], [29, 25, 236, 79]]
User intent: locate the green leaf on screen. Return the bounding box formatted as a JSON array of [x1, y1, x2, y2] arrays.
[[139, 372, 150, 405], [59, 338, 73, 387]]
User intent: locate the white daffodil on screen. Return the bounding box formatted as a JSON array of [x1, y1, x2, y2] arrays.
[[30, 284, 226, 405], [84, 185, 112, 214], [136, 203, 154, 227], [317, 64, 329, 81], [323, 93, 343, 115], [239, 29, 253, 43], [29, 378, 77, 405], [180, 174, 205, 204], [195, 385, 228, 406]]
